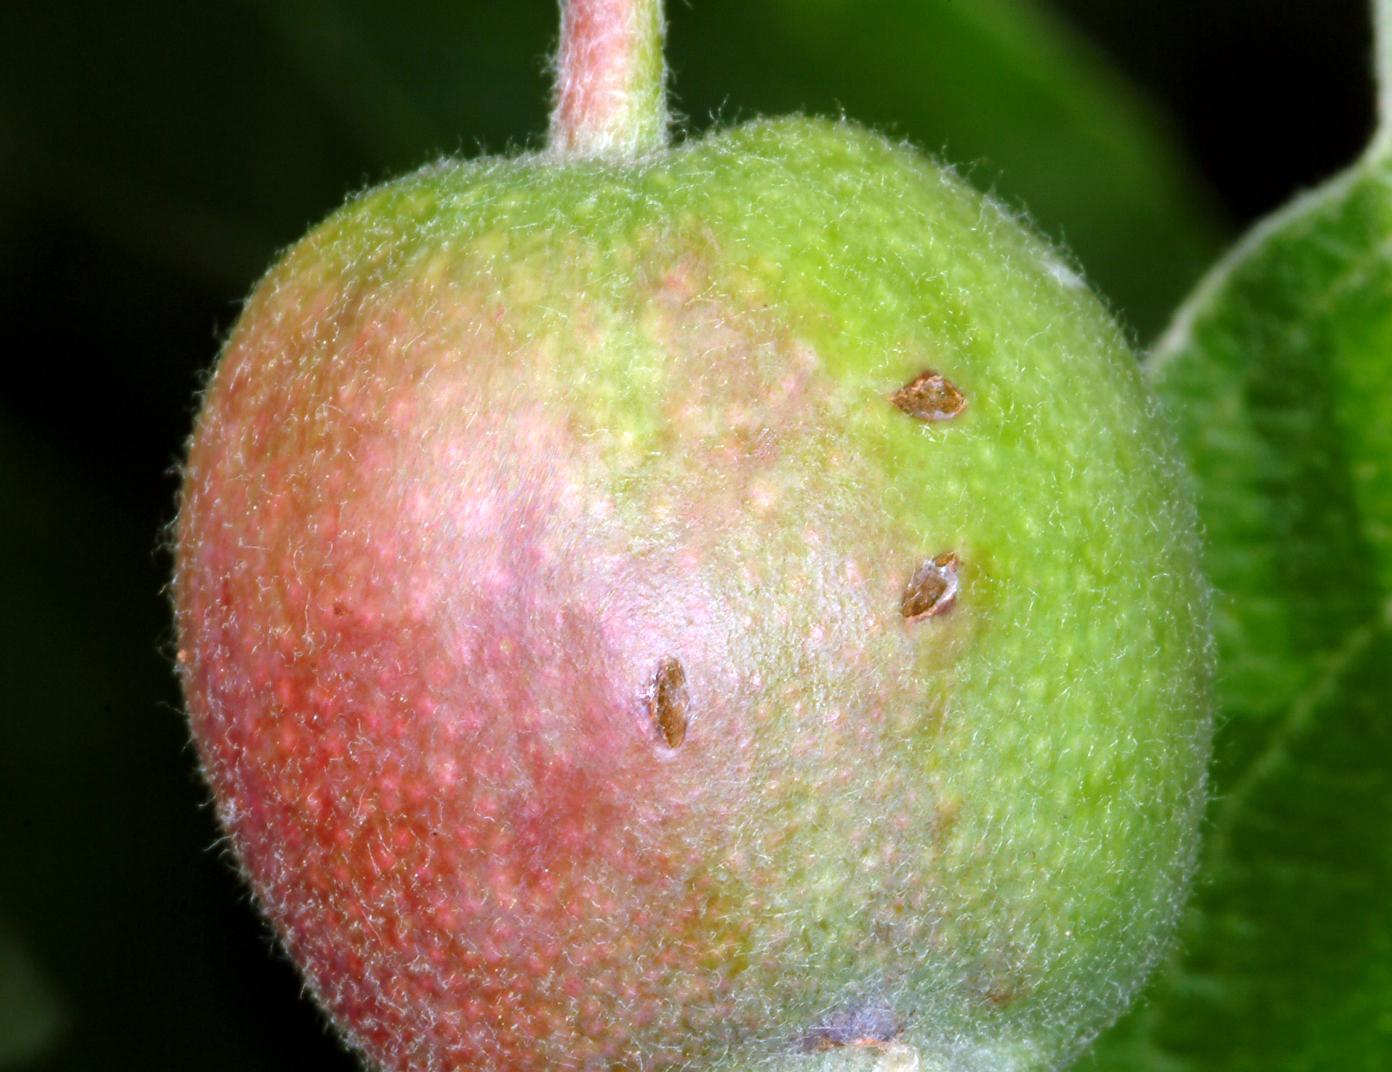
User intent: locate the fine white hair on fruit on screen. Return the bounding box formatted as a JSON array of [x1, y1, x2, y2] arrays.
[[175, 113, 1211, 1072]]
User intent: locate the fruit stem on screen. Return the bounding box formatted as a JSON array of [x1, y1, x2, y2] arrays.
[[1377, 0, 1392, 148], [548, 0, 669, 161]]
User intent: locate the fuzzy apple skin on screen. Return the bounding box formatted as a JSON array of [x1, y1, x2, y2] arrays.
[[174, 118, 1211, 1072]]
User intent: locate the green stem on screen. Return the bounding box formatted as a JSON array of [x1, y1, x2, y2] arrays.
[[548, 0, 669, 161]]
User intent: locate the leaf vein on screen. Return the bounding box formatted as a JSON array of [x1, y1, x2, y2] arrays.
[[1204, 598, 1392, 872]]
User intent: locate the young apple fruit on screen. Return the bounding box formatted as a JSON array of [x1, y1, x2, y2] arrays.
[[173, 2, 1211, 1069]]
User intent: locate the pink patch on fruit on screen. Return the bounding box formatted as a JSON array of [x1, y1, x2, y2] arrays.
[[174, 278, 765, 1070]]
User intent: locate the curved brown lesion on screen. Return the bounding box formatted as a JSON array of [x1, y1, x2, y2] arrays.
[[901, 553, 961, 622], [890, 370, 967, 422], [647, 655, 690, 748]]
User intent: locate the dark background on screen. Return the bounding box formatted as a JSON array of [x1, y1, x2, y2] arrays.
[[0, 1, 1376, 1068]]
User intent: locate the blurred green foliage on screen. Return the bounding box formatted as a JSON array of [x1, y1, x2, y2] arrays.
[[0, 924, 62, 1067], [0, 1, 1380, 1069], [3, 0, 1221, 335]]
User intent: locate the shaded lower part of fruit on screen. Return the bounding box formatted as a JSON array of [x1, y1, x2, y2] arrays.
[[174, 118, 1211, 1071]]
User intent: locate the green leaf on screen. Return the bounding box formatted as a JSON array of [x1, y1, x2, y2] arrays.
[[1087, 8, 1392, 1068]]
